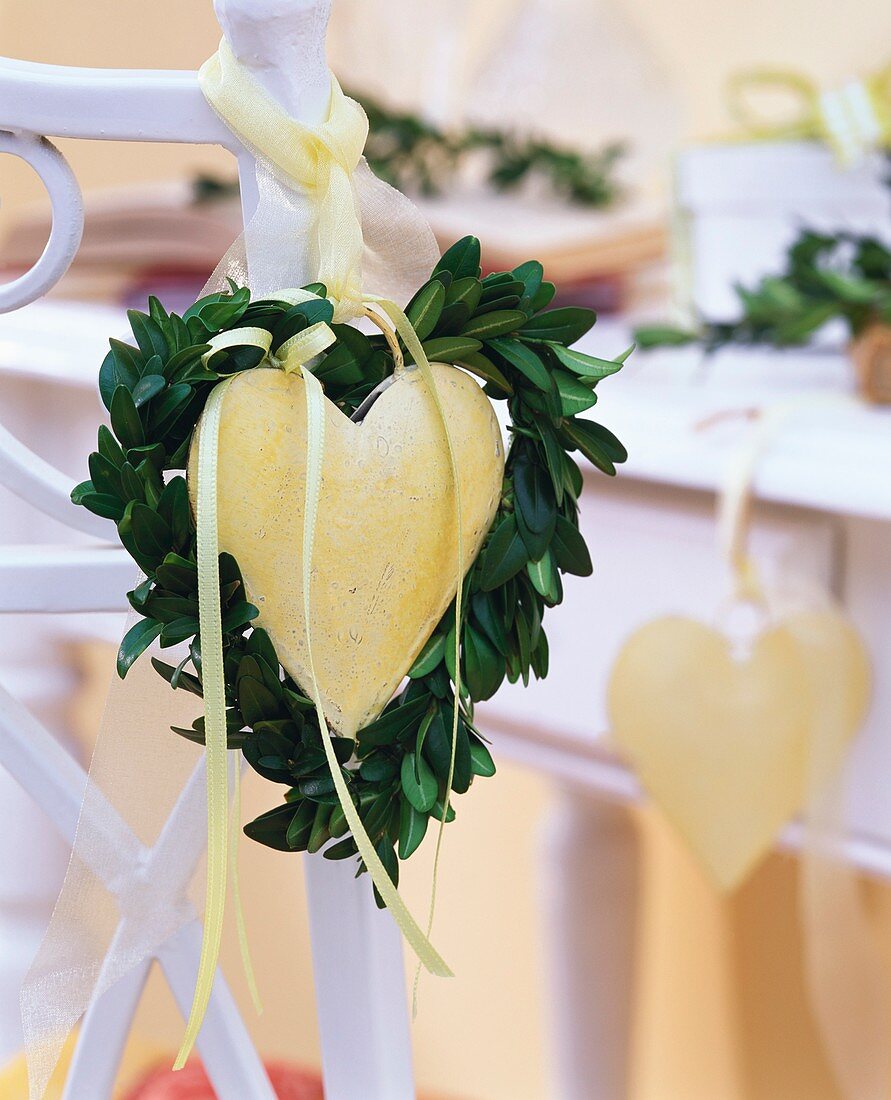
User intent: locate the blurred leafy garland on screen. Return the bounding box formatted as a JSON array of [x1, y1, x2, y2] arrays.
[[71, 236, 628, 901], [635, 228, 891, 352], [195, 89, 624, 209]]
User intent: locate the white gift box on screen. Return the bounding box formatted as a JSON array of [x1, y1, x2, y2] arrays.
[[675, 141, 891, 322]]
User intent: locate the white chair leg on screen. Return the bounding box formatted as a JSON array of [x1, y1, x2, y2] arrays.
[[540, 791, 641, 1100], [62, 959, 151, 1100], [304, 854, 414, 1100], [158, 920, 277, 1100]]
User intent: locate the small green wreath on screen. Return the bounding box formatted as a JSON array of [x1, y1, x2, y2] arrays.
[[72, 235, 628, 901]]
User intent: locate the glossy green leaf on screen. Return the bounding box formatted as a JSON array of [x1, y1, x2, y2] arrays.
[[398, 800, 429, 860], [406, 280, 446, 341], [110, 385, 145, 449], [478, 515, 528, 590], [434, 236, 481, 281], [520, 307, 595, 344], [550, 344, 624, 379], [461, 310, 526, 340], [487, 337, 551, 389], [552, 514, 593, 576], [117, 618, 163, 678], [400, 751, 438, 812]]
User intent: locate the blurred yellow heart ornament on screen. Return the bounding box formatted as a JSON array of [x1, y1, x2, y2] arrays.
[[190, 362, 504, 738], [608, 605, 870, 891]]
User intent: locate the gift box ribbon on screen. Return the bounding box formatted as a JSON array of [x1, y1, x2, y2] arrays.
[[726, 62, 891, 165]]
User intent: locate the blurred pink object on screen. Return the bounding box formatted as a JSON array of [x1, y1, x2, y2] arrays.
[[123, 1060, 324, 1099]]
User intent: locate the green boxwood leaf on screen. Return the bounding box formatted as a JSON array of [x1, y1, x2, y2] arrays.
[[455, 351, 513, 395], [469, 737, 496, 777], [110, 385, 145, 449], [461, 310, 526, 340], [520, 307, 596, 344], [488, 337, 551, 390], [421, 336, 483, 363], [552, 514, 593, 576], [553, 370, 599, 415], [307, 802, 333, 854], [125, 501, 169, 561], [324, 837, 359, 860], [117, 618, 163, 678], [550, 344, 624, 379], [530, 282, 556, 312], [561, 418, 627, 475], [97, 424, 127, 468], [471, 591, 509, 656], [400, 751, 438, 812], [409, 633, 446, 678], [527, 548, 560, 604], [78, 491, 125, 521], [128, 310, 169, 362], [464, 624, 504, 701], [434, 236, 481, 281], [131, 374, 166, 409], [99, 341, 143, 410], [398, 800, 429, 860], [444, 276, 483, 313], [360, 695, 431, 747], [406, 280, 445, 341], [479, 515, 528, 590], [244, 802, 299, 852], [88, 452, 124, 498]]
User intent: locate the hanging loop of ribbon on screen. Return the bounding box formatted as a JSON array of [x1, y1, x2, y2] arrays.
[[725, 61, 891, 165]]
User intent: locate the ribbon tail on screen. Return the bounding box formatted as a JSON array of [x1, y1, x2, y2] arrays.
[[363, 296, 465, 995], [298, 363, 452, 978], [229, 754, 262, 1015], [175, 377, 233, 1069]]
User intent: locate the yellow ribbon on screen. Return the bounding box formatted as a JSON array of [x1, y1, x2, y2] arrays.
[[176, 318, 337, 1068], [200, 40, 368, 319], [725, 62, 891, 165], [183, 38, 466, 1067], [363, 294, 465, 994], [180, 283, 467, 1061]]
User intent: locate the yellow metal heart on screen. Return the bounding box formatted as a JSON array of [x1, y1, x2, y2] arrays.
[[190, 364, 503, 738], [607, 609, 869, 891]]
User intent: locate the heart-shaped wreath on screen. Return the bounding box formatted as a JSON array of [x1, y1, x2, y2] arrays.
[[72, 235, 628, 899]]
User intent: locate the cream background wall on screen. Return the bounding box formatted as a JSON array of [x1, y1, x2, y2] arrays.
[[2, 2, 889, 1098]]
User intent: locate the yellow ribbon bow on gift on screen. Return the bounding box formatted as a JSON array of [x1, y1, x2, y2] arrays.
[[175, 47, 464, 1069], [726, 62, 891, 165]]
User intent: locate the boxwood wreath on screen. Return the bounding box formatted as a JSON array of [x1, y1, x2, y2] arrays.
[[72, 236, 628, 902]]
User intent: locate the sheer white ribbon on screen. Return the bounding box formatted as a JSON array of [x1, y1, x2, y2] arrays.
[[22, 43, 439, 1098]]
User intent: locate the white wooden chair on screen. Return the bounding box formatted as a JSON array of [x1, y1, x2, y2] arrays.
[[0, 2, 415, 1096]]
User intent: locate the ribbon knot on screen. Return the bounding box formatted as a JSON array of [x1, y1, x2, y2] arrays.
[[200, 41, 369, 320]]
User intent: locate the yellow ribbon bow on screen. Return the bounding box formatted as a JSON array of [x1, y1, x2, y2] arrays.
[[200, 40, 368, 318], [726, 62, 891, 165]]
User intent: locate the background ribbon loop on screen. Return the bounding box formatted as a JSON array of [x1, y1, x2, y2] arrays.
[[725, 61, 891, 164]]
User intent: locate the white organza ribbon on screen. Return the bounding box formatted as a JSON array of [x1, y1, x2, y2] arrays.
[[23, 38, 441, 1098]]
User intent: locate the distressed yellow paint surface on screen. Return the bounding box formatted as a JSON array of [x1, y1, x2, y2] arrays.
[[190, 364, 503, 738]]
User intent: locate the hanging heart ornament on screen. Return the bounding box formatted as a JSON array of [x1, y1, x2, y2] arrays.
[[607, 605, 870, 891], [190, 363, 504, 738]]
